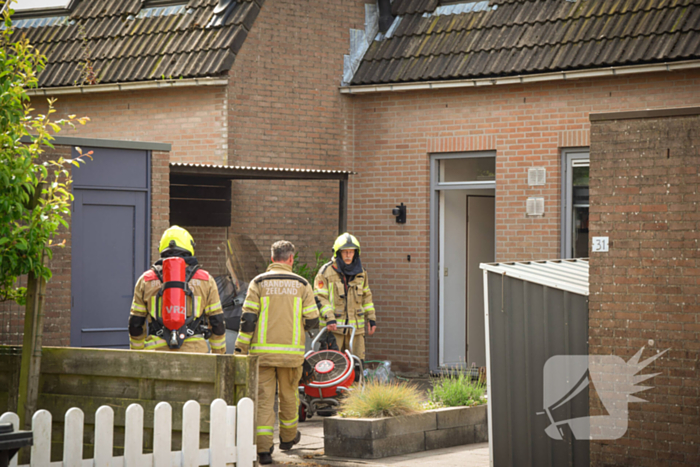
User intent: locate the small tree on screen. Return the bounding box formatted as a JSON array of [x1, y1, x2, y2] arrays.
[[0, 6, 91, 305]]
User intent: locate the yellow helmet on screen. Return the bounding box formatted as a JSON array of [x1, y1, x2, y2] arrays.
[[332, 232, 360, 257], [159, 226, 195, 256]]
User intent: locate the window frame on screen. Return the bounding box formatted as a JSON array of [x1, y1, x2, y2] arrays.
[[5, 0, 76, 18], [561, 148, 590, 258], [429, 150, 496, 373]]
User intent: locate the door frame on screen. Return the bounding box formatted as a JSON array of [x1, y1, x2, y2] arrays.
[[429, 152, 496, 373]]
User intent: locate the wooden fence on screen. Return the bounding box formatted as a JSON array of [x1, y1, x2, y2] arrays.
[[0, 397, 256, 466], [0, 347, 258, 460]]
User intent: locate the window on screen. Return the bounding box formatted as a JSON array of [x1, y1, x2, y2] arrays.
[[438, 156, 495, 184], [136, 3, 188, 19], [561, 150, 589, 258], [5, 0, 75, 19], [9, 0, 73, 13]]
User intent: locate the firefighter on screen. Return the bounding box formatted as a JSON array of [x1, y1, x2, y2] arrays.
[[128, 226, 226, 353], [234, 240, 319, 465], [314, 232, 377, 361]]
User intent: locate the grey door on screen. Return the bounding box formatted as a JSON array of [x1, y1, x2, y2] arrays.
[[71, 147, 150, 348], [466, 195, 494, 367]]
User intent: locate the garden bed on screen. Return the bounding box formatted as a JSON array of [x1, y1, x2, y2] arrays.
[[323, 404, 488, 459]]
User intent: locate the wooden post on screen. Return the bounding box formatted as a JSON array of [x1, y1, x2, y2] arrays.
[[338, 178, 348, 235], [17, 183, 48, 430], [16, 251, 48, 430]]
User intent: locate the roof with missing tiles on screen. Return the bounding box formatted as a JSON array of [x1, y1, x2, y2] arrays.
[[351, 0, 700, 85], [8, 0, 263, 88]]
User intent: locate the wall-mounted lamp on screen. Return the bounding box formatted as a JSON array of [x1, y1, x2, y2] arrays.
[[392, 203, 407, 224]]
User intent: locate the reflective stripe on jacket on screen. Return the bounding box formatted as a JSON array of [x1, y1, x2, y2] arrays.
[[314, 261, 375, 335], [234, 262, 318, 367]]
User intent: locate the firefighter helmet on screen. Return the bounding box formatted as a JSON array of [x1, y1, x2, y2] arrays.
[[332, 233, 361, 257], [159, 226, 195, 256]]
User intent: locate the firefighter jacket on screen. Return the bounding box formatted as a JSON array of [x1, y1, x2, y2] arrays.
[[314, 262, 376, 335], [129, 266, 226, 353], [234, 262, 319, 367]]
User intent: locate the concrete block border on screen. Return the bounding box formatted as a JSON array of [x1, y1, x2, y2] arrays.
[[323, 404, 488, 459]]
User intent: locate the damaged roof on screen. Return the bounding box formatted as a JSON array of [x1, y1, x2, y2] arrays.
[[9, 0, 263, 88], [351, 0, 700, 85]]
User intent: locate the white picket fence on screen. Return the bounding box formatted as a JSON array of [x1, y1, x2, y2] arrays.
[[0, 398, 256, 467]]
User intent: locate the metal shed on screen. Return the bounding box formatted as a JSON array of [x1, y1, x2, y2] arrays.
[[480, 259, 589, 467]]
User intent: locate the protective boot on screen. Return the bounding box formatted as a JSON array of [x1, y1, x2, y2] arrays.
[[258, 446, 274, 465], [279, 431, 301, 451]]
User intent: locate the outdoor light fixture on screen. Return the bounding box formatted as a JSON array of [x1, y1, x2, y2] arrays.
[[392, 203, 406, 224]]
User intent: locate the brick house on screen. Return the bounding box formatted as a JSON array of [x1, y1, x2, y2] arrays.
[[339, 0, 700, 376], [340, 0, 700, 465], [1, 0, 366, 347]]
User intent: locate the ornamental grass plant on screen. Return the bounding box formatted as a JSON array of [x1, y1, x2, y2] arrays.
[[429, 368, 486, 408], [339, 381, 424, 418]]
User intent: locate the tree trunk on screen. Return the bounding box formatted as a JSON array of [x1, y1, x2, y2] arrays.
[[16, 251, 48, 430], [17, 183, 49, 429]]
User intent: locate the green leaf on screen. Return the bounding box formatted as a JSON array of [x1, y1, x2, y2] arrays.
[[0, 11, 91, 302]]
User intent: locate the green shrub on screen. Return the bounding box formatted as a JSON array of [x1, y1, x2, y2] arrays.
[[293, 251, 328, 282], [339, 381, 424, 418], [429, 369, 486, 407]]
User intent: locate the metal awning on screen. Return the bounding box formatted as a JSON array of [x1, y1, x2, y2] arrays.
[[170, 162, 355, 180], [169, 162, 355, 231], [480, 258, 589, 296]]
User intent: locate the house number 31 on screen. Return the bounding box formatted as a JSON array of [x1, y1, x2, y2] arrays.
[[592, 237, 609, 252]]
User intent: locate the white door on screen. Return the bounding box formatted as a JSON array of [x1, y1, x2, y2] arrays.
[[439, 190, 494, 368]]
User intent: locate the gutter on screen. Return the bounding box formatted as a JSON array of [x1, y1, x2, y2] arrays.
[[26, 77, 229, 97], [20, 135, 171, 151], [339, 60, 700, 94]]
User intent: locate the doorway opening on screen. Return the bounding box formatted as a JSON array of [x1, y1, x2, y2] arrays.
[[430, 153, 496, 371]]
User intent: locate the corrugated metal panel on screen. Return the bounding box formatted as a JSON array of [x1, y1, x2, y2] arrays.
[[170, 162, 355, 175], [351, 0, 700, 85], [13, 0, 261, 87], [480, 259, 589, 295], [485, 270, 589, 467]]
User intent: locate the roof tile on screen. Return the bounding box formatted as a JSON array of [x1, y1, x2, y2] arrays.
[[351, 0, 700, 85], [13, 0, 260, 87]]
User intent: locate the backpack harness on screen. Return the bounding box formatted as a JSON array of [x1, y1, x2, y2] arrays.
[[146, 260, 211, 349]]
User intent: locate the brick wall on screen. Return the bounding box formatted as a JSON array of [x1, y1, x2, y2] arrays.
[[151, 150, 170, 263], [182, 226, 229, 277], [227, 0, 365, 267], [30, 86, 228, 165], [348, 70, 700, 373], [0, 145, 73, 347], [588, 111, 700, 466]]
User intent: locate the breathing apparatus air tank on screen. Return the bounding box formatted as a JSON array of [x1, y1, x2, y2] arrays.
[[161, 256, 187, 347]]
